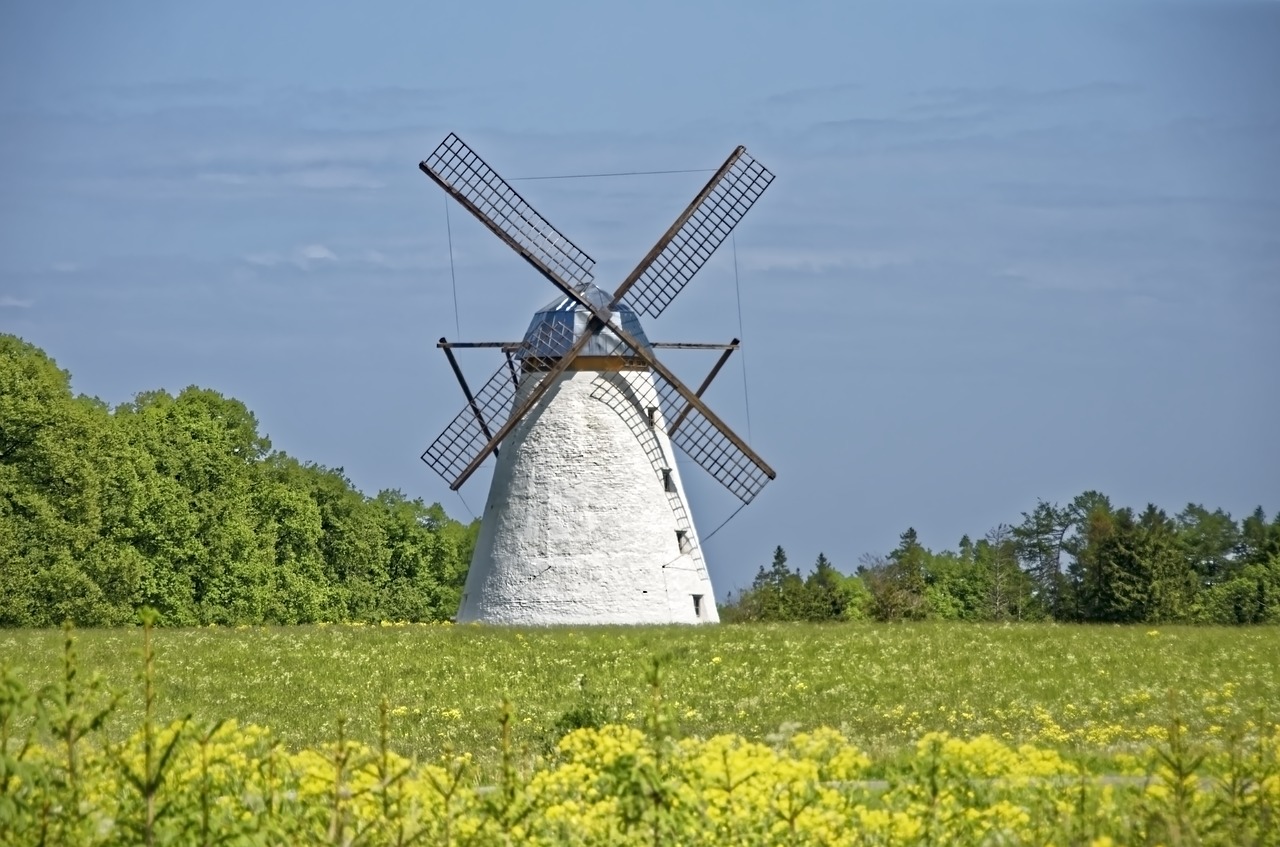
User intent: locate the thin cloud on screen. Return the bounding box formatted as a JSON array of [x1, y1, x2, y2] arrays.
[[0, 296, 34, 308], [757, 83, 863, 109], [297, 244, 336, 263], [288, 168, 384, 190], [195, 167, 385, 191], [907, 82, 1132, 117], [997, 264, 1136, 294], [196, 172, 251, 186], [739, 248, 911, 275], [243, 243, 339, 269]]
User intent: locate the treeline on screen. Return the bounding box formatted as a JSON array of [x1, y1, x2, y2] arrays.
[[725, 492, 1280, 625], [1, 335, 478, 628], [7, 334, 1278, 630]]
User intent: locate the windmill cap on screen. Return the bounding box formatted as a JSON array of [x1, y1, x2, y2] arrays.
[[520, 284, 653, 360]]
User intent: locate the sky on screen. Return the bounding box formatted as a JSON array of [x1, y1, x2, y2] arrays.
[[2, 1, 1277, 597]]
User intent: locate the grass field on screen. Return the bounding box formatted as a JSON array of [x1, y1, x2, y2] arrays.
[[4, 621, 1277, 776]]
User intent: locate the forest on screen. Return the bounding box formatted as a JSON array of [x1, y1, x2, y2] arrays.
[[3, 333, 1277, 628], [0, 335, 478, 627], [724, 502, 1280, 625]]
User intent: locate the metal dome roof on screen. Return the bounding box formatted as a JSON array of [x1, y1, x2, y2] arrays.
[[519, 284, 653, 359]]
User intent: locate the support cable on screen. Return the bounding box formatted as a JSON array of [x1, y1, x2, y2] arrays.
[[445, 197, 461, 337], [703, 501, 749, 543], [511, 167, 715, 182], [453, 489, 477, 522], [657, 500, 746, 569], [657, 497, 750, 570], [732, 235, 754, 444]]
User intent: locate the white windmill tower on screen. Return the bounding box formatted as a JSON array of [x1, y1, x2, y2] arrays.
[[418, 133, 775, 625]]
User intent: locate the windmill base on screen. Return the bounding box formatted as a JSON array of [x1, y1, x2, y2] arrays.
[[456, 369, 718, 626]]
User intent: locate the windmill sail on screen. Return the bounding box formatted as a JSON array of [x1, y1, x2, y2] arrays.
[[613, 147, 774, 318], [420, 133, 595, 292], [661, 385, 772, 504], [565, 306, 774, 503], [643, 367, 773, 503], [421, 317, 579, 487], [421, 362, 519, 484]]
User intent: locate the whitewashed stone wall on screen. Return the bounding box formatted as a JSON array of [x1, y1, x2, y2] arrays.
[[457, 368, 718, 625]]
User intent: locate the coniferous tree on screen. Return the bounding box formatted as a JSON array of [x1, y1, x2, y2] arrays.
[[802, 553, 843, 621], [1133, 504, 1196, 622], [984, 524, 1029, 621], [864, 529, 931, 621], [749, 546, 802, 620], [1012, 500, 1074, 617], [1177, 504, 1239, 588]]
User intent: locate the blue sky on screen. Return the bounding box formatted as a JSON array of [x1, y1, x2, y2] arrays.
[[2, 1, 1277, 595]]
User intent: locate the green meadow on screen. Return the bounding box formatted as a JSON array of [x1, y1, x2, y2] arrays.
[[5, 621, 1276, 775]]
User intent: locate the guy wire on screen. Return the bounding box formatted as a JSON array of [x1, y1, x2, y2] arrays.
[[732, 235, 754, 445], [658, 500, 748, 570], [454, 489, 477, 522], [445, 197, 461, 337], [511, 167, 715, 181], [703, 501, 749, 543]]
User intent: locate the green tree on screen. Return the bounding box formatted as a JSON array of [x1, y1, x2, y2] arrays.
[[115, 388, 276, 624], [744, 546, 801, 620], [0, 337, 144, 626], [1176, 504, 1239, 587], [980, 524, 1037, 621], [799, 553, 844, 621], [1012, 500, 1074, 617], [864, 529, 931, 621], [375, 489, 471, 621], [921, 551, 975, 621], [1135, 504, 1197, 622], [1239, 507, 1280, 567], [1198, 508, 1280, 624], [1062, 491, 1114, 620], [1074, 502, 1197, 624], [1076, 503, 1137, 622]]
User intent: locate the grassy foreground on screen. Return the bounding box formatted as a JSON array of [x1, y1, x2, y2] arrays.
[[3, 621, 1277, 773], [4, 622, 1280, 845]]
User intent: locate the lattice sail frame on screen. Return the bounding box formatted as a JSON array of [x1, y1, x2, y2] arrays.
[[421, 364, 517, 484], [590, 369, 771, 504], [652, 373, 771, 503], [420, 318, 578, 483], [422, 133, 596, 288], [623, 150, 774, 319]]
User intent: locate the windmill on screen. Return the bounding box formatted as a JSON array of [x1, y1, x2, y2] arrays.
[[419, 133, 775, 625]]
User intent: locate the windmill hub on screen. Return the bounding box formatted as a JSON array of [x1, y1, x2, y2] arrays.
[[419, 134, 776, 625], [520, 285, 653, 372]]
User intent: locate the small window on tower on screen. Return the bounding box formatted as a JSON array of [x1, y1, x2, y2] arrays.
[[676, 529, 692, 554], [662, 468, 675, 492], [692, 594, 704, 619]]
